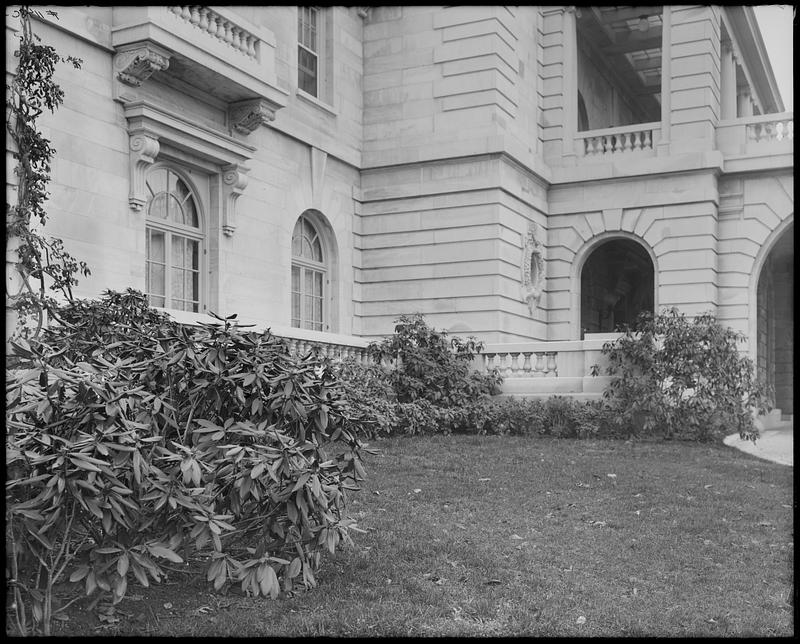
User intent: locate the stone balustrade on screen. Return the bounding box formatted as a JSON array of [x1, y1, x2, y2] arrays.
[[576, 122, 659, 157], [161, 309, 372, 363], [481, 349, 559, 378], [169, 6, 258, 61], [478, 334, 622, 399], [746, 117, 793, 143], [716, 112, 794, 159]]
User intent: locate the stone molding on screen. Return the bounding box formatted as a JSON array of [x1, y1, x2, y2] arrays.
[[221, 165, 250, 236], [229, 98, 277, 135], [521, 222, 545, 314], [114, 43, 170, 87], [128, 133, 160, 211]]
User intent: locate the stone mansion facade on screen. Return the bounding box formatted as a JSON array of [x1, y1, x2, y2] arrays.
[[5, 6, 793, 416]]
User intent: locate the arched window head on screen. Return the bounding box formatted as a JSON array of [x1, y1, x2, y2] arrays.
[[145, 166, 203, 312], [291, 213, 326, 331]]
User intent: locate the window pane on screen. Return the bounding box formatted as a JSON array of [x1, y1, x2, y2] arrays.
[[298, 47, 318, 96], [313, 297, 322, 327], [314, 271, 323, 297], [148, 228, 165, 262], [304, 269, 314, 297], [292, 265, 301, 291], [149, 193, 168, 219], [147, 168, 167, 197], [302, 237, 314, 259], [172, 235, 186, 269], [304, 295, 313, 329], [311, 238, 323, 262]]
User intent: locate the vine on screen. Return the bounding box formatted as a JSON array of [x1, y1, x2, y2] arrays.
[[6, 5, 90, 340]]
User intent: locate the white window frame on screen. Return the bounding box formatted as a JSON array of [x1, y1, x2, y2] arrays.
[[144, 165, 205, 313], [297, 6, 333, 106], [291, 214, 327, 331]]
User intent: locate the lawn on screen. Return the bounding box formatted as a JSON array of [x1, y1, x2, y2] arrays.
[[31, 435, 794, 637]]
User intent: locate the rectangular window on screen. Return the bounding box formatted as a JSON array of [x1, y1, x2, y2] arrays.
[[298, 6, 319, 97], [146, 227, 200, 312]]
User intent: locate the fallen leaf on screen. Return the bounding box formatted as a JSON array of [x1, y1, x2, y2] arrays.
[[413, 489, 422, 494], [607, 473, 617, 479], [510, 534, 523, 540], [163, 602, 173, 610], [486, 579, 502, 586], [576, 616, 586, 625]]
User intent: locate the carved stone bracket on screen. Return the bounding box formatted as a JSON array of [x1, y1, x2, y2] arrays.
[[221, 164, 250, 236], [128, 133, 160, 211], [521, 222, 545, 314], [114, 43, 170, 87], [229, 98, 277, 135]]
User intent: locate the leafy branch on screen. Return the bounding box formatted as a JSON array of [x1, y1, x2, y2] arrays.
[[6, 5, 90, 339]]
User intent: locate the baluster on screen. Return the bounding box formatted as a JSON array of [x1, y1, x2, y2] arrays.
[[216, 17, 227, 40], [171, 6, 183, 18], [632, 130, 642, 151], [288, 339, 298, 356], [746, 124, 757, 142], [643, 129, 652, 149], [533, 352, 545, 377], [246, 34, 257, 58], [509, 352, 520, 377], [545, 352, 558, 377], [206, 11, 218, 36], [483, 353, 494, 373], [522, 352, 532, 375], [589, 137, 598, 156], [238, 31, 250, 55], [181, 6, 191, 21], [198, 8, 209, 30], [224, 21, 234, 45], [230, 26, 241, 51], [189, 6, 200, 26]]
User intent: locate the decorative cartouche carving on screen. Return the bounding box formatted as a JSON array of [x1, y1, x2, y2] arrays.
[[115, 45, 170, 87], [128, 133, 160, 211], [521, 222, 545, 314], [221, 164, 249, 236], [229, 99, 276, 135]]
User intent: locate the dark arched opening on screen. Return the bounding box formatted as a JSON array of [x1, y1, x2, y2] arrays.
[[757, 222, 793, 415], [580, 238, 654, 337]]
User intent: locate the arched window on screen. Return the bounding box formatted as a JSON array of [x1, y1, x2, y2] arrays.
[[291, 213, 326, 330], [580, 238, 654, 337], [145, 166, 203, 312]]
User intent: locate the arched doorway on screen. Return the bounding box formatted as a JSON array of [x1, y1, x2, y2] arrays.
[[756, 222, 793, 415], [580, 238, 654, 337]]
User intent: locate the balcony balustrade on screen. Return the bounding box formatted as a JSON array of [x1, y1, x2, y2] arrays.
[[111, 6, 286, 114], [716, 112, 794, 159], [575, 123, 660, 160]]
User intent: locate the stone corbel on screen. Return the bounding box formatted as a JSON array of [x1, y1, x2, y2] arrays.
[[229, 98, 277, 135], [114, 43, 170, 87], [221, 165, 249, 236], [128, 133, 160, 211]]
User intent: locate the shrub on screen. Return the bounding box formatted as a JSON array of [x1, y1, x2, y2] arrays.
[[333, 358, 398, 438], [598, 308, 771, 442], [365, 314, 502, 434], [6, 289, 371, 634]]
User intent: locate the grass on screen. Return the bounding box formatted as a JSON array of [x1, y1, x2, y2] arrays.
[[25, 434, 794, 636]]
